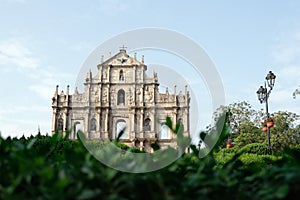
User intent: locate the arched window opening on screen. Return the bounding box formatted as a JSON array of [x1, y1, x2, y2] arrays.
[[143, 140, 150, 152], [134, 139, 140, 148], [119, 70, 124, 81], [90, 118, 97, 131], [144, 118, 151, 131], [116, 120, 127, 139], [74, 122, 81, 139], [160, 123, 169, 139], [177, 118, 184, 130], [57, 118, 63, 131], [117, 89, 125, 105]]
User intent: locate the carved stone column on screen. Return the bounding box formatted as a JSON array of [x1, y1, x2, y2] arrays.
[[51, 109, 57, 134], [63, 110, 68, 137], [140, 109, 144, 138], [129, 109, 135, 139], [139, 140, 144, 151], [96, 108, 101, 139], [104, 108, 109, 139]]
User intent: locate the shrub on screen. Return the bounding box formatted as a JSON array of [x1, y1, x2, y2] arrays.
[[0, 133, 300, 199], [237, 143, 269, 155]]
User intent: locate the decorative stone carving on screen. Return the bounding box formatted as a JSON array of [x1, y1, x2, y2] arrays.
[[178, 91, 185, 103], [117, 58, 128, 64], [129, 88, 134, 106], [111, 88, 116, 106], [136, 69, 141, 81], [103, 68, 107, 80], [136, 87, 143, 106], [102, 86, 109, 104], [145, 86, 154, 103]]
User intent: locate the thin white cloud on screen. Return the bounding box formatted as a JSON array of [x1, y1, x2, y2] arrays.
[[271, 44, 300, 64], [268, 29, 300, 116], [0, 104, 49, 115], [0, 38, 75, 100], [271, 30, 300, 85], [29, 84, 56, 100], [270, 89, 294, 103], [0, 101, 53, 138], [278, 65, 300, 82], [98, 0, 128, 16], [27, 67, 76, 100], [0, 39, 39, 69], [0, 37, 76, 137]]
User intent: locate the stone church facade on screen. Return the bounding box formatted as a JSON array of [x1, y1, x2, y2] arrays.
[[51, 49, 190, 151]]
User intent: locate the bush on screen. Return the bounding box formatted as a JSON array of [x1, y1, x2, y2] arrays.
[[1, 133, 300, 199], [237, 143, 269, 155], [214, 149, 236, 165], [238, 153, 282, 167]]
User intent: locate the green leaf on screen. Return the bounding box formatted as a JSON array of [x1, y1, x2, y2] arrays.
[[26, 138, 36, 149], [165, 116, 173, 131], [116, 127, 126, 142], [78, 189, 101, 200]]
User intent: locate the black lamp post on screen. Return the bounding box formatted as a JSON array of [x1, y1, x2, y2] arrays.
[[256, 71, 276, 153]]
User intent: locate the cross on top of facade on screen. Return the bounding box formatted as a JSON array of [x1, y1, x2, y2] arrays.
[[119, 45, 127, 51]]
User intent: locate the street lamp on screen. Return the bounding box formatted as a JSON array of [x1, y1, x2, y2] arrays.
[[256, 71, 276, 153]]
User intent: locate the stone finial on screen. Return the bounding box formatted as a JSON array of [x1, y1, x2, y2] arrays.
[[185, 85, 189, 96], [74, 87, 79, 94], [86, 69, 92, 81], [174, 85, 177, 95], [66, 85, 69, 95], [101, 55, 104, 63], [166, 87, 169, 94], [109, 52, 111, 57], [154, 71, 158, 82], [142, 55, 144, 63], [134, 52, 137, 60], [54, 85, 59, 96]]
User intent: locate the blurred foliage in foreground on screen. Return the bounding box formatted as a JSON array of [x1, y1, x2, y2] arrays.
[[1, 128, 300, 200]]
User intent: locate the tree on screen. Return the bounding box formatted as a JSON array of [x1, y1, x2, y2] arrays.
[[293, 85, 300, 99], [209, 101, 263, 134], [210, 101, 300, 152], [270, 111, 300, 151]]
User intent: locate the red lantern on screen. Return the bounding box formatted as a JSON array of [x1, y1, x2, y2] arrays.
[[266, 117, 274, 128], [262, 126, 268, 132], [267, 121, 274, 128], [226, 141, 232, 149]]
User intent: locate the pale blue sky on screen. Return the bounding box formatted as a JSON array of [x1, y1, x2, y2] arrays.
[[0, 0, 299, 139]]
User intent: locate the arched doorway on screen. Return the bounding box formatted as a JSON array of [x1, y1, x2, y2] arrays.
[[116, 120, 127, 139]]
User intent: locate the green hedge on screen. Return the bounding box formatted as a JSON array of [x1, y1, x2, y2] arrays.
[[1, 133, 300, 200], [237, 143, 269, 155]]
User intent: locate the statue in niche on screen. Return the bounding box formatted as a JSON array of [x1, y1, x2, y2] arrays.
[[164, 88, 169, 102], [136, 69, 141, 80], [136, 87, 142, 105], [102, 87, 108, 103], [95, 88, 99, 102], [178, 91, 185, 102], [103, 68, 107, 80], [111, 88, 116, 105], [145, 86, 153, 103], [129, 89, 134, 105]]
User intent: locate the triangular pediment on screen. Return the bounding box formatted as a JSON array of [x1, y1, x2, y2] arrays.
[[100, 50, 143, 66]]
